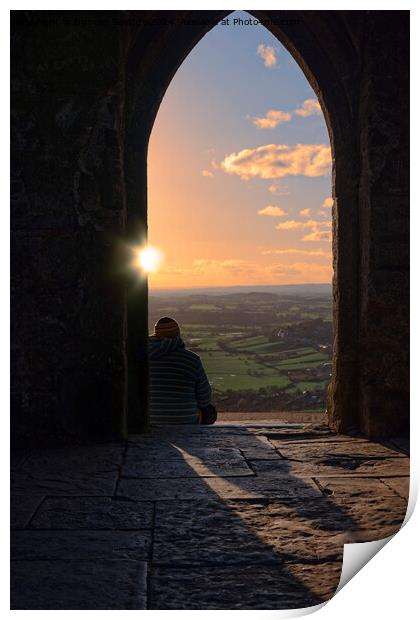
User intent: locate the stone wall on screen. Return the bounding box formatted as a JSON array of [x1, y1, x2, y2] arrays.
[[357, 12, 410, 436], [11, 11, 129, 445], [10, 10, 409, 446]]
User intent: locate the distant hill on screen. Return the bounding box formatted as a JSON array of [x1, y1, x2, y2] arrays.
[[150, 283, 332, 298]]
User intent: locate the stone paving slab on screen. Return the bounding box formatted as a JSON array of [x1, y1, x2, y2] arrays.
[[11, 470, 118, 496], [30, 497, 154, 530], [128, 442, 281, 462], [122, 447, 254, 478], [268, 433, 368, 444], [323, 495, 407, 540], [240, 445, 282, 460], [11, 529, 152, 561], [314, 476, 404, 497], [129, 426, 252, 441], [130, 434, 275, 452], [380, 477, 410, 499], [10, 560, 147, 609], [20, 444, 125, 476], [262, 427, 335, 441], [126, 445, 242, 460], [123, 451, 254, 478], [249, 456, 409, 478], [273, 440, 407, 460], [150, 562, 342, 609], [153, 498, 344, 566], [10, 495, 44, 529], [118, 474, 322, 501]]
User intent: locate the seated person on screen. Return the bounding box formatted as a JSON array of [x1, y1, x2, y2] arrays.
[[148, 316, 216, 425]]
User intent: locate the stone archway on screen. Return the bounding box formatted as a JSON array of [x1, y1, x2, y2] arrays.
[[124, 10, 361, 436], [10, 10, 408, 445]]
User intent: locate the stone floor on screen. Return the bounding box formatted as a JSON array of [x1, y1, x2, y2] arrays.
[[10, 422, 410, 610]]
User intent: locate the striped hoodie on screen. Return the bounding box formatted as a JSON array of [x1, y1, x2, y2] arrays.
[[148, 335, 212, 425]]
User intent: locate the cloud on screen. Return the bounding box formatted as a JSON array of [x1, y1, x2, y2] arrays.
[[201, 169, 214, 178], [274, 218, 332, 242], [253, 109, 292, 129], [257, 44, 277, 67], [322, 197, 334, 208], [220, 143, 332, 180], [153, 255, 332, 287], [295, 98, 322, 117], [261, 248, 331, 257], [257, 205, 287, 217], [302, 228, 332, 242], [268, 183, 290, 195], [275, 220, 306, 230], [299, 208, 312, 217], [210, 159, 219, 169]]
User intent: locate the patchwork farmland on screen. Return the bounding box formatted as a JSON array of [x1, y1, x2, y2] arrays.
[[149, 286, 332, 414]]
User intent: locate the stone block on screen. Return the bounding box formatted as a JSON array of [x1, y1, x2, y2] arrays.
[[30, 497, 154, 529], [123, 448, 253, 478], [11, 529, 152, 561], [118, 475, 322, 501], [273, 439, 406, 460], [249, 455, 409, 478], [20, 444, 125, 475], [11, 560, 147, 609], [150, 562, 342, 609], [153, 498, 343, 566], [11, 470, 118, 496], [313, 476, 401, 497]]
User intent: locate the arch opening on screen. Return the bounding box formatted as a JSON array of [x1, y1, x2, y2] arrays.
[[143, 11, 334, 426], [123, 9, 361, 436]]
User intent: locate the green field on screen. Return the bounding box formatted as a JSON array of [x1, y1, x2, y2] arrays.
[[149, 287, 332, 411]]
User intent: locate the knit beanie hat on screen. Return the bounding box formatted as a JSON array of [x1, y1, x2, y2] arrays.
[[154, 316, 180, 338]]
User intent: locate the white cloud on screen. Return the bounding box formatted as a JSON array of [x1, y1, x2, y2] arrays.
[[322, 197, 334, 208], [258, 205, 287, 217], [274, 218, 332, 242], [253, 109, 292, 129], [275, 220, 306, 230], [220, 143, 331, 180], [257, 44, 277, 67], [295, 98, 322, 117], [201, 170, 214, 178], [302, 228, 332, 242], [299, 208, 312, 217]]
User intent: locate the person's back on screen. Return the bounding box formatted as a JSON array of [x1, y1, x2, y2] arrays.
[[148, 317, 212, 425]]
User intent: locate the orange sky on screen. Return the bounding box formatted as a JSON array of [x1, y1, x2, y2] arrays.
[[147, 13, 332, 290]]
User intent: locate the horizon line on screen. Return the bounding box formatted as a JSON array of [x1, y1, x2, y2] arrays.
[[149, 282, 332, 291]]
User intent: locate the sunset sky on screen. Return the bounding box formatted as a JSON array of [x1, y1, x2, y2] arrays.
[[147, 11, 332, 290]]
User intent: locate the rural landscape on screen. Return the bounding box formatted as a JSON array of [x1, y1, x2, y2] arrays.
[[149, 284, 332, 418]]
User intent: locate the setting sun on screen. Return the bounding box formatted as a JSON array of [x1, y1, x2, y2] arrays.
[[135, 245, 163, 273]]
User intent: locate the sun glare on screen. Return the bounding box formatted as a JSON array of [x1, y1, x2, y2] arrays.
[[135, 245, 163, 273]]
